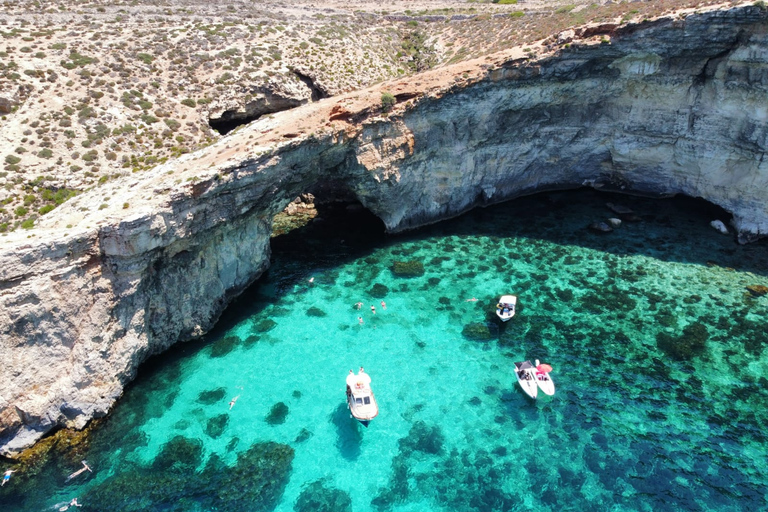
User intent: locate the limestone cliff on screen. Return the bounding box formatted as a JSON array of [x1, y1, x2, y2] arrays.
[[3, 5, 768, 455]]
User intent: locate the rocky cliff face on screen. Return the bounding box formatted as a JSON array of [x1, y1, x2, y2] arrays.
[[3, 5, 768, 455]]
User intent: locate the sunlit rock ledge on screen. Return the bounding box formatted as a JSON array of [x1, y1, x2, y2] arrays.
[[3, 4, 768, 455]]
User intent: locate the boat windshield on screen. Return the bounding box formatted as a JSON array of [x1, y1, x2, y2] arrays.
[[355, 397, 363, 404], [363, 396, 371, 405]]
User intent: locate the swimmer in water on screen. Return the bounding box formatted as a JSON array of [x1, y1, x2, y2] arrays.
[[2, 469, 15, 486]]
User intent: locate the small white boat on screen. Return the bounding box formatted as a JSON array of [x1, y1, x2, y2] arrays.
[[534, 359, 555, 396], [346, 367, 379, 427], [495, 295, 517, 322], [514, 360, 538, 399]]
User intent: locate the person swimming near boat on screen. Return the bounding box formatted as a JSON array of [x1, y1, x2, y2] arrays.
[[355, 302, 363, 310], [229, 395, 240, 410], [2, 469, 15, 486], [358, 316, 364, 325], [65, 461, 92, 482], [370, 305, 376, 314], [57, 498, 82, 511], [380, 301, 386, 310], [466, 298, 478, 302]]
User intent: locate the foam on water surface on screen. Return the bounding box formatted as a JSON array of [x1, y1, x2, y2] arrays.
[[2, 190, 767, 512]]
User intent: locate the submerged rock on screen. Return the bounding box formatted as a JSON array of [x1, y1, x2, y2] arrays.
[[306, 306, 327, 317], [400, 421, 445, 455], [205, 414, 229, 439], [266, 402, 290, 425], [606, 202, 634, 215], [746, 285, 768, 297], [295, 480, 352, 512], [656, 323, 709, 360], [197, 388, 227, 405], [391, 260, 425, 277], [461, 322, 497, 342], [83, 441, 293, 512], [152, 436, 204, 472], [210, 335, 239, 357], [588, 221, 613, 233], [369, 283, 389, 297]]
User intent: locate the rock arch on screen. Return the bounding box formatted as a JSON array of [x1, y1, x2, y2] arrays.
[[3, 5, 768, 455]]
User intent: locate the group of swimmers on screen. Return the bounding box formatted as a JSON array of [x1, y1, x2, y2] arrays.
[[3, 467, 85, 509], [356, 300, 386, 324]]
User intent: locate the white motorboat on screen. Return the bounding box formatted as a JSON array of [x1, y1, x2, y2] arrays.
[[514, 360, 538, 399], [495, 295, 517, 322], [346, 367, 379, 427], [534, 359, 555, 396]]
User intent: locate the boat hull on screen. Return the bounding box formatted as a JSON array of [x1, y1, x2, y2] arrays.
[[514, 360, 538, 399], [346, 386, 378, 426], [496, 295, 517, 322], [516, 374, 538, 399], [535, 374, 555, 396]]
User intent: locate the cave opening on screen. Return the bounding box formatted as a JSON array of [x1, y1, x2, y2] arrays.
[[292, 70, 329, 102], [208, 72, 328, 136], [209, 111, 257, 136]]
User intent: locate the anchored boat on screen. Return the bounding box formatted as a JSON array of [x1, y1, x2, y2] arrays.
[[514, 360, 538, 399], [346, 367, 379, 427], [534, 359, 555, 396], [495, 295, 517, 322]]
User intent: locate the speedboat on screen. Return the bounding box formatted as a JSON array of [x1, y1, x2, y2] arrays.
[[346, 367, 379, 427], [534, 359, 555, 396], [495, 295, 517, 322], [514, 360, 538, 399]]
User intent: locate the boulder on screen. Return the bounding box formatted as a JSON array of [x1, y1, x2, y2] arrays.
[[607, 218, 622, 228], [0, 96, 15, 114], [588, 221, 613, 233], [557, 29, 575, 45], [710, 219, 729, 235], [746, 285, 768, 297], [606, 202, 634, 215]]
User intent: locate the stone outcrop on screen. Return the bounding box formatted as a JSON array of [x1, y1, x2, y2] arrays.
[[3, 5, 768, 455]]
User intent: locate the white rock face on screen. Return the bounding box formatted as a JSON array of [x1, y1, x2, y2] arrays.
[[3, 6, 768, 455]]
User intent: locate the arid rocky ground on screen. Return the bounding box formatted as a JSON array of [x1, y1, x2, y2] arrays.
[[0, 0, 737, 235]]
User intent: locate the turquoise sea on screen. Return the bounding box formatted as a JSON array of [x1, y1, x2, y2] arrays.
[[2, 189, 768, 512]]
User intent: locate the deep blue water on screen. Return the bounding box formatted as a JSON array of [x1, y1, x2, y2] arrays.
[[2, 189, 768, 512]]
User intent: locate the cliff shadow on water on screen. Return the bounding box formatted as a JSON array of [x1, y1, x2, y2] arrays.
[[445, 188, 768, 277]]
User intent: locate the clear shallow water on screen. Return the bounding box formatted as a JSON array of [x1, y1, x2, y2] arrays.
[[2, 190, 768, 512]]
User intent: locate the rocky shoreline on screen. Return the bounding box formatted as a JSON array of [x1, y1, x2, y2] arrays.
[[3, 4, 768, 456]]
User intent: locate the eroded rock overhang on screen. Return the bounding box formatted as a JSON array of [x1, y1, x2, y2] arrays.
[[2, 5, 768, 455]]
